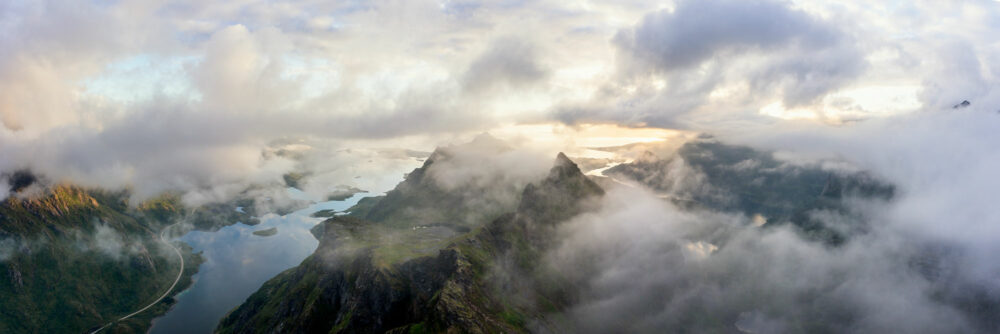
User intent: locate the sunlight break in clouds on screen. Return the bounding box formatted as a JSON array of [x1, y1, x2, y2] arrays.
[[2, 0, 999, 198]]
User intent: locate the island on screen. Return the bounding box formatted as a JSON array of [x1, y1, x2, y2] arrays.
[[251, 227, 278, 237], [326, 186, 366, 201], [311, 209, 337, 218]]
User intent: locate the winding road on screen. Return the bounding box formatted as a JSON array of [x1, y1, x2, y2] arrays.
[[90, 223, 185, 334]]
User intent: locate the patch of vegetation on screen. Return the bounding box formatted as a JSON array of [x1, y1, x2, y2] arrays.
[[345, 196, 383, 217], [326, 186, 365, 201], [186, 198, 260, 231], [252, 227, 278, 237], [311, 209, 337, 218], [501, 310, 527, 328]]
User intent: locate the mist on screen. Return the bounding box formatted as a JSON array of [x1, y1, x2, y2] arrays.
[[536, 107, 1000, 333]]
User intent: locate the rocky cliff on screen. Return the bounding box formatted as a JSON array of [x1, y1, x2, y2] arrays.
[[217, 153, 604, 333]]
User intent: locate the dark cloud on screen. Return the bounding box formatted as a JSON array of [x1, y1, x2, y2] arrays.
[[556, 0, 868, 128], [747, 44, 866, 107], [613, 0, 841, 72]]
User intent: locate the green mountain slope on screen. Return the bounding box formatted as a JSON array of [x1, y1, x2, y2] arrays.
[[216, 153, 604, 333], [0, 183, 204, 333]]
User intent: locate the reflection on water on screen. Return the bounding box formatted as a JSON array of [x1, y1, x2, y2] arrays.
[[148, 194, 365, 334]]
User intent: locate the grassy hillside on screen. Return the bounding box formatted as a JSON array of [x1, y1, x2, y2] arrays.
[[0, 185, 201, 333]]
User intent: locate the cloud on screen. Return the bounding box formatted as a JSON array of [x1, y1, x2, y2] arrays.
[[555, 0, 1000, 129], [0, 179, 8, 202], [0, 238, 18, 261], [462, 38, 550, 93], [426, 134, 552, 192], [556, 0, 869, 128], [613, 0, 841, 73], [546, 164, 990, 332], [87, 223, 129, 260], [0, 0, 172, 134], [0, 1, 573, 202], [192, 24, 298, 113], [725, 108, 1000, 282], [0, 0, 998, 209]]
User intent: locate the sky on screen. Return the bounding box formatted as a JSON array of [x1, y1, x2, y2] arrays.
[[1, 0, 999, 200]]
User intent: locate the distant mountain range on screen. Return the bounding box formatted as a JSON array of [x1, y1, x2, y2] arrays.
[[214, 138, 900, 333], [5, 137, 998, 333]]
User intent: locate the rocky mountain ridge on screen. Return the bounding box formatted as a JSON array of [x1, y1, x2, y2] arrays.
[[217, 152, 604, 333]]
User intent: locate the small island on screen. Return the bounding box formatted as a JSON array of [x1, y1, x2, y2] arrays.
[[326, 186, 366, 201], [252, 227, 278, 237], [311, 209, 337, 218]]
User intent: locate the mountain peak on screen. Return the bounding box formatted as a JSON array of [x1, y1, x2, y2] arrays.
[[555, 152, 573, 166], [638, 150, 658, 163], [516, 152, 604, 224], [470, 132, 500, 143], [547, 152, 585, 182], [425, 133, 511, 166], [466, 132, 510, 151]]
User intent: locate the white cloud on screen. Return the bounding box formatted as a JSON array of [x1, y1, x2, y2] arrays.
[[0, 0, 997, 204]]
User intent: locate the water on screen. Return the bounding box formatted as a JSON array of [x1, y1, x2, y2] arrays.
[[148, 194, 365, 334], [148, 155, 423, 333]]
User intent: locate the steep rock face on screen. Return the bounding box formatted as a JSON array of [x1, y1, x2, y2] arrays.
[[330, 135, 545, 266], [217, 153, 605, 334], [517, 153, 604, 227], [218, 245, 463, 333]]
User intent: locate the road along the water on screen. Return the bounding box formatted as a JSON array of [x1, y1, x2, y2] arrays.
[[90, 223, 185, 334]]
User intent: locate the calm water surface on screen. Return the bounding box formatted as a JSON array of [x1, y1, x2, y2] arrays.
[[148, 193, 364, 334]]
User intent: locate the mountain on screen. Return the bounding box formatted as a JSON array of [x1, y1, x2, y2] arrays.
[[216, 152, 604, 333], [215, 140, 907, 333], [0, 171, 268, 333], [0, 181, 201, 333], [349, 133, 519, 228], [335, 134, 529, 266], [604, 139, 894, 244]]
